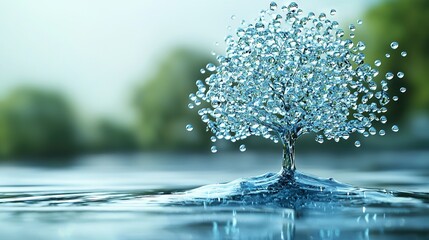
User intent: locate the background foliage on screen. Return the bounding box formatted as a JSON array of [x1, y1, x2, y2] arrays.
[[0, 0, 428, 160]]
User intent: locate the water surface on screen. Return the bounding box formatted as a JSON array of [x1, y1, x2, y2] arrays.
[[0, 151, 428, 239]]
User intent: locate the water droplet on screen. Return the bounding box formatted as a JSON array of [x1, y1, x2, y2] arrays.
[[211, 146, 218, 153], [189, 93, 197, 101], [355, 141, 361, 147], [255, 22, 265, 31], [390, 42, 399, 49], [269, 2, 277, 11], [392, 125, 399, 132], [374, 60, 381, 67], [231, 15, 236, 20], [385, 72, 394, 80], [200, 69, 206, 74], [393, 96, 398, 101], [397, 72, 404, 79], [357, 19, 363, 25], [349, 24, 356, 32], [186, 124, 193, 132], [379, 130, 386, 136], [206, 63, 217, 72], [330, 9, 336, 16], [380, 93, 390, 105], [236, 28, 245, 37], [288, 2, 298, 12], [336, 29, 345, 38], [188, 103, 194, 109], [400, 87, 407, 93], [380, 116, 387, 124], [401, 51, 407, 57], [385, 53, 391, 58], [357, 41, 366, 51], [210, 136, 217, 142], [239, 144, 247, 152]]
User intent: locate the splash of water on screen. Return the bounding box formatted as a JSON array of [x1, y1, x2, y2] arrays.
[[187, 2, 406, 171], [156, 170, 420, 211]]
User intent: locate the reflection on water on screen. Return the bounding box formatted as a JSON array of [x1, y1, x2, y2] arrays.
[[0, 152, 429, 239]]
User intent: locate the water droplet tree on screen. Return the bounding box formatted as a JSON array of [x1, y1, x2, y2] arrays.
[[189, 2, 405, 172]]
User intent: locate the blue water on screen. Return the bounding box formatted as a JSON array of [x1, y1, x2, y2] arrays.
[[0, 151, 429, 239]]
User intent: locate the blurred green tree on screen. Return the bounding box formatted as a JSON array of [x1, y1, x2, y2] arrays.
[[133, 48, 213, 150], [363, 0, 429, 120], [0, 87, 79, 159], [89, 118, 138, 153]]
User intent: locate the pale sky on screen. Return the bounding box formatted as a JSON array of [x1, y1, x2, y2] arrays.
[[0, 0, 378, 121]]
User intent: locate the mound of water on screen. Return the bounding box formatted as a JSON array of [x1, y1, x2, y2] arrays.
[[165, 171, 418, 210]]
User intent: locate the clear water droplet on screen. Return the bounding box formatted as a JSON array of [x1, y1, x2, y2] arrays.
[[355, 141, 361, 147], [269, 2, 277, 11], [189, 93, 197, 101], [239, 144, 247, 152], [392, 96, 398, 101], [390, 42, 399, 49], [255, 22, 265, 31], [357, 19, 363, 25], [380, 93, 390, 105], [397, 72, 404, 79], [206, 63, 216, 72], [186, 124, 193, 132], [236, 28, 245, 37], [200, 68, 206, 74], [231, 15, 236, 20], [392, 125, 399, 132], [188, 103, 194, 109], [318, 13, 327, 21], [210, 136, 217, 142], [374, 60, 381, 67], [401, 51, 407, 57], [379, 130, 386, 136], [288, 2, 298, 12], [385, 72, 394, 80], [400, 87, 407, 93], [211, 146, 218, 153], [357, 41, 366, 51], [330, 9, 336, 16], [385, 53, 391, 58]]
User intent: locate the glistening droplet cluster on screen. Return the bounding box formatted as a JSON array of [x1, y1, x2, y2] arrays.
[[187, 1, 406, 153]]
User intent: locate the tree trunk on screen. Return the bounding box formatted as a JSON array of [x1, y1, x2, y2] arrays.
[[282, 135, 296, 171]]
